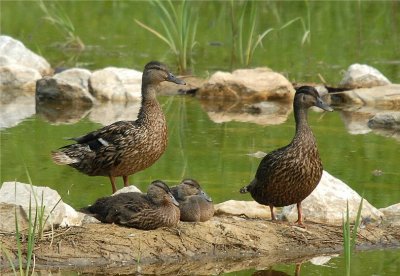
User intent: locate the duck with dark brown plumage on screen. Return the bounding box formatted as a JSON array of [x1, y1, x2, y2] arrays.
[[171, 179, 214, 222], [81, 180, 180, 230], [240, 86, 333, 226], [51, 61, 185, 193]]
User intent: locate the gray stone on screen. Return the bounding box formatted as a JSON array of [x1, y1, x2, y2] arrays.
[[0, 182, 85, 233], [281, 171, 383, 225], [214, 200, 272, 219], [36, 76, 95, 106], [90, 67, 142, 101], [54, 68, 92, 91], [0, 64, 41, 92], [339, 63, 391, 89], [0, 35, 51, 75], [197, 67, 295, 102], [368, 112, 400, 130]]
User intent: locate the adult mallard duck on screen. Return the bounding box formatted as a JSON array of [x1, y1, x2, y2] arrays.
[[81, 180, 180, 230], [240, 86, 333, 226], [51, 61, 185, 193], [171, 179, 214, 222]]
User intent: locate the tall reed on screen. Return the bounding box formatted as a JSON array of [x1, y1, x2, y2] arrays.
[[342, 197, 364, 276], [135, 0, 198, 74], [38, 0, 84, 50]]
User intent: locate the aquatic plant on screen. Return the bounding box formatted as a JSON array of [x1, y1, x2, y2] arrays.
[[38, 0, 84, 50], [229, 0, 274, 67], [135, 0, 198, 74], [342, 197, 364, 276]]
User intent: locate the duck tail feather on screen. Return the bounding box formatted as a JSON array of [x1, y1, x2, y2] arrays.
[[51, 151, 79, 165]]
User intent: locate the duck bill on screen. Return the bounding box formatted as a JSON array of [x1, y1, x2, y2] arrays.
[[167, 73, 186, 85], [201, 191, 213, 202], [316, 97, 334, 112], [170, 193, 180, 206]]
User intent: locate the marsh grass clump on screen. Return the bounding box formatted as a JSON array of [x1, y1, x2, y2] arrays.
[[342, 198, 364, 276], [135, 0, 198, 74], [38, 0, 84, 50]]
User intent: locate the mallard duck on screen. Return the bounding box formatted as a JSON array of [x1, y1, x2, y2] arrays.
[[81, 180, 180, 230], [171, 179, 214, 222], [240, 86, 333, 226], [51, 61, 185, 193]]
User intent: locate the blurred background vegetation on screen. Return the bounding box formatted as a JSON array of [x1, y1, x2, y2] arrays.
[[1, 0, 399, 82]]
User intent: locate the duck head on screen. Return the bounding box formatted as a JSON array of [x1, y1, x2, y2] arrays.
[[143, 61, 186, 86], [179, 179, 213, 202], [147, 180, 179, 207], [294, 86, 333, 112]]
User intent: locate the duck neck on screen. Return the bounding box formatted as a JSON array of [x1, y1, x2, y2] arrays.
[[136, 83, 162, 123], [293, 105, 314, 143]]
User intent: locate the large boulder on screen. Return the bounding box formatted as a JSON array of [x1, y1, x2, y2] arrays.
[[339, 64, 391, 89], [197, 67, 295, 102], [0, 64, 41, 92], [0, 182, 85, 233], [53, 68, 92, 91], [0, 35, 51, 76], [36, 76, 95, 106], [331, 84, 400, 108], [90, 67, 142, 101], [281, 171, 384, 225]]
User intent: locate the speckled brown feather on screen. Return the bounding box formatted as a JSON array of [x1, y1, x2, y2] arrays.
[[82, 180, 180, 230], [241, 86, 332, 222], [51, 62, 185, 192], [171, 179, 214, 222]]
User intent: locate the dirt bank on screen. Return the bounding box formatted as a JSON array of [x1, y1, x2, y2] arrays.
[[1, 216, 399, 274]]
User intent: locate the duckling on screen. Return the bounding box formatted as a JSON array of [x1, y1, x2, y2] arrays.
[[81, 180, 180, 230], [240, 86, 333, 226], [171, 179, 214, 222], [51, 61, 185, 193]]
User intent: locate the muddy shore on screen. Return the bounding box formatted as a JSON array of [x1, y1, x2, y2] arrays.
[[1, 216, 399, 275]]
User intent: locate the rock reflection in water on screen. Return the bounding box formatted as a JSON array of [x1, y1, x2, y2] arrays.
[[199, 99, 292, 126], [0, 94, 35, 129], [36, 101, 141, 126], [253, 263, 301, 276], [36, 101, 91, 125]]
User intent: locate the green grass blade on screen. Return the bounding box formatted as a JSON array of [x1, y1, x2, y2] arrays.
[[134, 19, 175, 52], [351, 197, 364, 249]]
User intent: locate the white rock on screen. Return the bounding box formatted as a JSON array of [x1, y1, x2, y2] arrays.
[[0, 64, 41, 92], [0, 35, 51, 75], [113, 185, 142, 195], [379, 203, 400, 226], [197, 67, 295, 102], [214, 200, 272, 219], [90, 67, 142, 101], [54, 68, 92, 91], [339, 64, 391, 89], [281, 171, 384, 224], [0, 182, 85, 233]]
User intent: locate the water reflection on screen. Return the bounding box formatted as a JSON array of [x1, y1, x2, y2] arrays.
[[199, 99, 293, 126]]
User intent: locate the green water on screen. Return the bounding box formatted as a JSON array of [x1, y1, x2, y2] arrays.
[[1, 0, 400, 275]]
